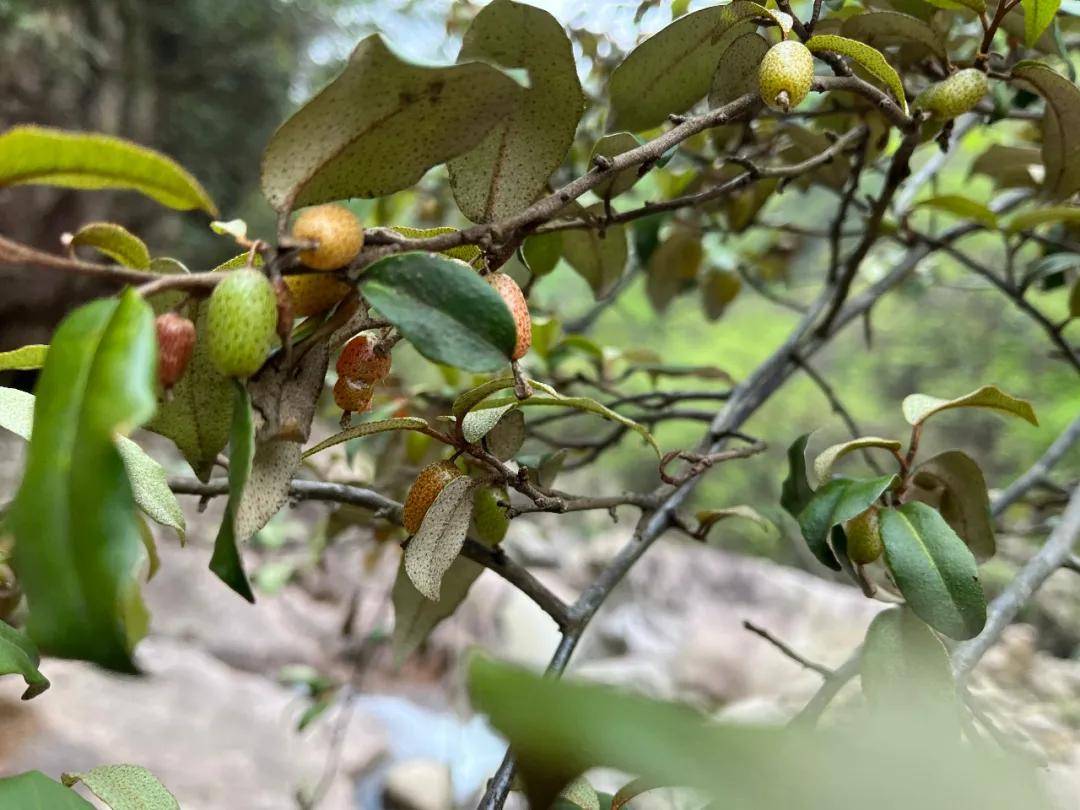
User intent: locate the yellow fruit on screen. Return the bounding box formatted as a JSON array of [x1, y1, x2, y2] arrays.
[[758, 40, 814, 111], [284, 274, 353, 317], [916, 69, 988, 120], [844, 506, 884, 565], [403, 460, 464, 534], [292, 204, 364, 271], [486, 273, 532, 360]]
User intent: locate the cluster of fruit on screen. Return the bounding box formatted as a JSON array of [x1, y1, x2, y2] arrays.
[[333, 333, 390, 421]]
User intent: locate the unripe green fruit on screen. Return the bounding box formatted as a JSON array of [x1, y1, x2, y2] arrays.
[[473, 486, 509, 545], [843, 506, 884, 565], [486, 273, 532, 360], [206, 268, 278, 378], [403, 460, 465, 534], [337, 334, 391, 384], [916, 69, 988, 120], [758, 40, 814, 112], [292, 204, 364, 271]]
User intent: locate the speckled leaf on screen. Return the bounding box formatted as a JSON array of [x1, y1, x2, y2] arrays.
[[8, 290, 155, 672], [234, 439, 302, 540], [404, 476, 477, 600], [462, 402, 519, 444], [901, 385, 1038, 426], [797, 475, 898, 570], [1021, 0, 1061, 46], [806, 35, 908, 113], [880, 501, 986, 640], [448, 0, 583, 222], [62, 765, 179, 810], [839, 12, 948, 61], [909, 450, 995, 562], [608, 2, 792, 131], [261, 35, 524, 211], [1011, 61, 1080, 199], [209, 382, 256, 603], [0, 125, 217, 215], [591, 132, 645, 200], [65, 222, 150, 269], [708, 29, 768, 108], [561, 211, 629, 298], [485, 408, 526, 460], [701, 269, 742, 320], [389, 225, 481, 264], [1005, 205, 1080, 232], [813, 437, 902, 483], [556, 777, 601, 810], [0, 344, 47, 371], [392, 554, 483, 665], [0, 621, 50, 700], [361, 253, 517, 371], [303, 417, 430, 458], [915, 195, 998, 229], [0, 772, 94, 809]]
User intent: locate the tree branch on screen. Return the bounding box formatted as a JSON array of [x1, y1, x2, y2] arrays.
[[992, 414, 1080, 516]]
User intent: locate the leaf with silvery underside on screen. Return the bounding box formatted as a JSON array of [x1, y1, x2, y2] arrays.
[[8, 290, 155, 672], [608, 2, 792, 131], [797, 475, 898, 571], [62, 765, 179, 810], [914, 195, 998, 229], [561, 207, 629, 299], [448, 0, 584, 223], [485, 408, 526, 460], [880, 502, 986, 640], [452, 375, 558, 420], [462, 402, 518, 444], [0, 125, 217, 215], [392, 553, 482, 666], [404, 476, 477, 601], [0, 621, 50, 700], [234, 439, 302, 541], [303, 417, 431, 459], [210, 218, 248, 242], [64, 222, 151, 269], [812, 437, 902, 484], [901, 384, 1038, 426], [1011, 61, 1080, 200], [805, 35, 909, 114], [209, 381, 256, 603], [907, 450, 995, 562], [0, 344, 47, 371], [260, 35, 525, 212]]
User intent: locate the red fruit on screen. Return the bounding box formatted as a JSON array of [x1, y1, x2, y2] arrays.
[[336, 334, 391, 384], [402, 460, 465, 534], [155, 312, 196, 389], [333, 376, 374, 414], [487, 273, 531, 360]]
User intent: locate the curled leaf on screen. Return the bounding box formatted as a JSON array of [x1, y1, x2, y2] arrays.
[[901, 385, 1038, 427]]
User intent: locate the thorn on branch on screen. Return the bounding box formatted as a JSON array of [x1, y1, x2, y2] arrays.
[[667, 112, 688, 124], [592, 154, 614, 171]]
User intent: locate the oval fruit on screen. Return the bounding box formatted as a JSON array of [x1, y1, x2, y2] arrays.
[[844, 505, 884, 565], [206, 268, 278, 378], [758, 40, 814, 111], [333, 376, 374, 415], [337, 334, 391, 384], [154, 312, 196, 389], [486, 273, 532, 360], [473, 485, 510, 545], [284, 274, 353, 317], [916, 69, 988, 120], [292, 204, 364, 271], [403, 460, 465, 534]]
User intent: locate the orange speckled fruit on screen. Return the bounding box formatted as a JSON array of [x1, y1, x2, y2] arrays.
[[403, 460, 465, 534], [487, 273, 531, 360], [292, 204, 364, 271], [337, 334, 391, 384], [333, 376, 374, 414], [285, 273, 353, 317], [155, 312, 196, 389]]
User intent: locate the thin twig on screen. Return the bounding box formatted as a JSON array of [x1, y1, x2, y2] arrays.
[[742, 619, 834, 677]]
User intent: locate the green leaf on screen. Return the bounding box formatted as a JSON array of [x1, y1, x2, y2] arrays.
[[860, 607, 957, 715], [0, 125, 217, 215], [1011, 61, 1080, 200], [780, 434, 815, 519], [915, 195, 999, 229], [209, 382, 256, 603], [1021, 0, 1061, 46], [970, 144, 1043, 190], [0, 621, 50, 699], [556, 777, 601, 810], [696, 505, 772, 534], [361, 252, 518, 372], [701, 269, 742, 320], [210, 218, 248, 242], [561, 208, 629, 298], [146, 301, 234, 481], [709, 30, 769, 110], [522, 232, 563, 277], [8, 290, 155, 671], [812, 437, 902, 483], [485, 409, 526, 460], [0, 772, 94, 809], [880, 502, 986, 640], [805, 35, 908, 114], [302, 417, 430, 459], [0, 387, 183, 539], [909, 450, 995, 562], [646, 227, 702, 313], [405, 477, 478, 601], [1071, 277, 1080, 317], [797, 475, 897, 571], [392, 554, 483, 666], [448, 0, 583, 222], [61, 765, 179, 810], [608, 2, 792, 130], [920, 0, 986, 12], [389, 226, 482, 264], [0, 344, 47, 372], [64, 222, 151, 269], [839, 11, 948, 62], [591, 132, 646, 200], [901, 384, 1038, 426], [260, 35, 524, 212], [1005, 205, 1080, 232]]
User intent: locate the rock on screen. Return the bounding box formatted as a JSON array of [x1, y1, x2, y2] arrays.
[[384, 759, 453, 810]]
